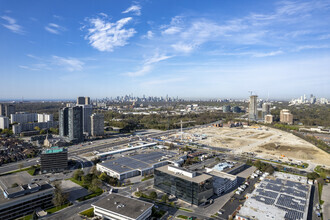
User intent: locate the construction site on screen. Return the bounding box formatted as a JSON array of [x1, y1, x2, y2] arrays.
[[184, 125, 330, 167]]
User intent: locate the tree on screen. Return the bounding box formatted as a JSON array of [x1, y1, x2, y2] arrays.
[[52, 182, 68, 207], [90, 166, 101, 177], [34, 126, 40, 131], [90, 178, 102, 192], [99, 172, 109, 182], [161, 194, 169, 203], [215, 157, 220, 162], [73, 170, 84, 181], [82, 174, 93, 185], [149, 191, 157, 200]]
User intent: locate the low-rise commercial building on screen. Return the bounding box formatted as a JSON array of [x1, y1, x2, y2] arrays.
[[40, 146, 68, 173], [206, 170, 237, 195], [92, 194, 153, 220], [97, 151, 169, 181], [0, 172, 54, 220], [154, 165, 213, 206]]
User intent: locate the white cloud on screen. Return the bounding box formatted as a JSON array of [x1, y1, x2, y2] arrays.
[[52, 56, 84, 71], [122, 5, 141, 16], [295, 45, 330, 51], [171, 43, 194, 53], [84, 15, 136, 52], [142, 30, 154, 39], [125, 52, 172, 77], [1, 15, 24, 34], [45, 23, 65, 34], [252, 50, 283, 57]]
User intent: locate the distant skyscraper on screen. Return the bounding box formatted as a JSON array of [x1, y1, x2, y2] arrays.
[[91, 113, 104, 137], [77, 97, 85, 105], [248, 95, 258, 121], [59, 106, 83, 142], [77, 96, 90, 105], [85, 97, 90, 105], [280, 109, 293, 125]]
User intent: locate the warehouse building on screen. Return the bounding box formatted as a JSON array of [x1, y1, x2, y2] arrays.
[[96, 151, 170, 181], [236, 173, 311, 220]]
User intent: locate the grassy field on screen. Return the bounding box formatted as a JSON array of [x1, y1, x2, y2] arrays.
[[46, 203, 72, 214]]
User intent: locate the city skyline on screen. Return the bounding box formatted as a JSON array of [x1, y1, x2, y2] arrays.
[[1, 0, 330, 99]]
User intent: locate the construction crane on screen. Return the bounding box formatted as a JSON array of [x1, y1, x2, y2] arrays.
[[248, 91, 253, 96], [174, 120, 196, 141]]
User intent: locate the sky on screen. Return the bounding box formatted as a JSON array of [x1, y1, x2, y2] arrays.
[[1, 0, 330, 100]]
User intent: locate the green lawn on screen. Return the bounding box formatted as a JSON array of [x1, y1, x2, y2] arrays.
[[46, 203, 72, 214], [80, 207, 94, 217], [69, 178, 87, 188], [177, 215, 189, 219]]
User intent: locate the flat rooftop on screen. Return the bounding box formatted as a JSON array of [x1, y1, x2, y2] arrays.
[[92, 194, 153, 219], [99, 151, 176, 174], [42, 146, 67, 154], [0, 183, 53, 206], [207, 170, 237, 181], [156, 165, 212, 183], [238, 173, 311, 220]]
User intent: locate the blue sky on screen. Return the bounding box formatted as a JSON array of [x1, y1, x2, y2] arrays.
[[1, 0, 330, 100]]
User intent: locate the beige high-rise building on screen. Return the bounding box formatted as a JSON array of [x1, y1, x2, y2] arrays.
[[280, 109, 293, 125], [264, 114, 273, 124], [91, 113, 104, 137]]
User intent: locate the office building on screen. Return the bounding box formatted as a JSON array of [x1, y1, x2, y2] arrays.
[[40, 146, 68, 173], [0, 172, 54, 220], [37, 113, 53, 123], [59, 106, 83, 142], [248, 95, 258, 121], [280, 109, 293, 125], [78, 105, 92, 135], [91, 113, 104, 136], [206, 170, 237, 195], [92, 194, 153, 220], [0, 116, 9, 129], [154, 165, 213, 205], [10, 112, 37, 124], [77, 96, 90, 105], [0, 104, 4, 116], [264, 114, 274, 124]]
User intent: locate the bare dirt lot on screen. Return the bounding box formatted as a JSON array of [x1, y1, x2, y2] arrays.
[[186, 126, 330, 166]]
